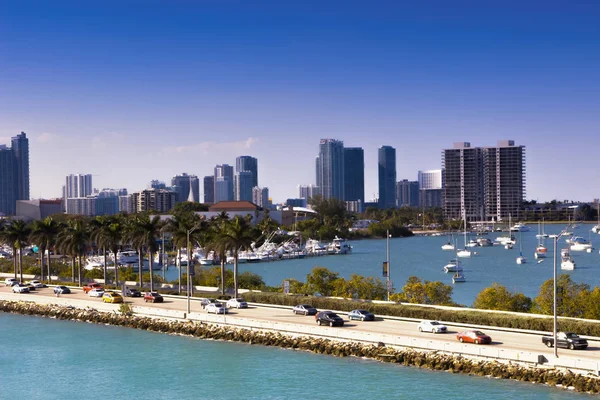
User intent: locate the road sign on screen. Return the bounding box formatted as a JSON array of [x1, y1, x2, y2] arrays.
[[283, 280, 290, 294]]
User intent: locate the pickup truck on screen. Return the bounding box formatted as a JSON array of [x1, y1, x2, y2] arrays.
[[542, 332, 588, 350]]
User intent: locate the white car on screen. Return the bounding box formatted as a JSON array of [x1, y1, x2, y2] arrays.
[[12, 283, 30, 293], [88, 288, 105, 297], [418, 320, 448, 334], [226, 298, 248, 309], [206, 302, 228, 314], [4, 278, 18, 287], [27, 280, 47, 288]]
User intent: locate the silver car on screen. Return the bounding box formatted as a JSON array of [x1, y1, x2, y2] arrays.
[[418, 320, 448, 334], [206, 302, 228, 314]]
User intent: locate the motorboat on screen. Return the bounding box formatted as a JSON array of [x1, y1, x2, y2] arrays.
[[560, 249, 576, 270], [496, 235, 516, 245], [443, 260, 459, 273], [510, 222, 530, 232], [476, 237, 493, 247], [466, 239, 479, 248], [329, 236, 352, 254], [305, 239, 327, 255], [568, 237, 592, 251], [534, 245, 547, 259], [117, 251, 138, 265]]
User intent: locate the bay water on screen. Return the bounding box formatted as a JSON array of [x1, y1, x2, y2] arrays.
[[0, 313, 593, 399], [163, 223, 600, 305]]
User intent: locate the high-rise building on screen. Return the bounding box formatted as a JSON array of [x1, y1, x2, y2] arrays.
[[236, 156, 258, 188], [234, 171, 253, 202], [148, 180, 167, 190], [252, 186, 269, 208], [65, 174, 93, 198], [396, 179, 420, 207], [418, 169, 444, 208], [316, 139, 344, 200], [378, 146, 396, 209], [171, 173, 199, 203], [343, 147, 364, 206], [0, 132, 30, 216], [214, 164, 234, 202], [203, 176, 215, 204], [483, 140, 526, 222], [11, 132, 29, 202], [0, 145, 16, 216], [298, 184, 320, 201], [443, 141, 521, 222], [66, 197, 96, 216], [129, 189, 176, 213], [118, 195, 130, 213]]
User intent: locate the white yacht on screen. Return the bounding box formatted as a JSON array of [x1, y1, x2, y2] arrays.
[[441, 242, 455, 251], [117, 251, 138, 265], [510, 222, 530, 232], [328, 236, 352, 254], [456, 248, 473, 258], [305, 239, 327, 255], [570, 237, 593, 252], [560, 248, 576, 270], [443, 259, 459, 273]]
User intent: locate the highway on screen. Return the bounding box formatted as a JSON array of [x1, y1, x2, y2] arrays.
[[2, 284, 599, 367]]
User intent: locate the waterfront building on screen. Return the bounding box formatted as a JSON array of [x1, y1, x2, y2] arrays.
[[236, 156, 258, 188], [483, 140, 526, 222], [252, 186, 269, 209], [316, 139, 344, 200], [443, 141, 525, 222], [343, 147, 365, 207], [0, 132, 29, 216], [16, 199, 62, 221], [203, 176, 215, 204], [298, 184, 320, 201], [0, 145, 15, 216], [396, 179, 419, 207], [129, 189, 176, 213], [171, 173, 199, 203], [214, 164, 234, 202], [418, 169, 443, 208], [378, 145, 396, 209], [234, 171, 253, 202], [11, 132, 29, 202]]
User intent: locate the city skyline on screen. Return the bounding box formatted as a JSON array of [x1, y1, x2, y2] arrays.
[[1, 2, 599, 203]]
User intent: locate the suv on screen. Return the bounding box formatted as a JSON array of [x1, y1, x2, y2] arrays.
[[315, 311, 344, 327]]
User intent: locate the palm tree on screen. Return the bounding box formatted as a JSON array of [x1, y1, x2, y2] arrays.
[[89, 216, 111, 285], [165, 213, 201, 294], [220, 216, 254, 298], [129, 214, 162, 291], [56, 219, 89, 285], [101, 217, 124, 286], [2, 220, 31, 282], [29, 217, 60, 283], [203, 214, 230, 295]]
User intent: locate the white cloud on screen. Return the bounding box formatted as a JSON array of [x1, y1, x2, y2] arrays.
[[165, 137, 258, 155]]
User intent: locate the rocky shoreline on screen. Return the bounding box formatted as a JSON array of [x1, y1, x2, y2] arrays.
[[1, 300, 599, 394]]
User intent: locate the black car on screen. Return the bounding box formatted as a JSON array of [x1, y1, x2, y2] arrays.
[[53, 286, 71, 294], [316, 311, 344, 327], [125, 288, 142, 297]]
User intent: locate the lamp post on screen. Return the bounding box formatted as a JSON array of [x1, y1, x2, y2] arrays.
[[386, 229, 391, 301], [552, 227, 568, 358], [186, 227, 196, 315]]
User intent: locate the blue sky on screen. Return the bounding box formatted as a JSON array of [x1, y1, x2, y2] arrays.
[[1, 1, 599, 202]]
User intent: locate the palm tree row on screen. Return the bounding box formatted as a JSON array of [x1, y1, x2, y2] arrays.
[[0, 212, 258, 295]]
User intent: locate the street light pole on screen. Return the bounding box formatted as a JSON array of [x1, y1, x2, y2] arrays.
[[386, 229, 391, 301], [186, 228, 192, 315], [553, 235, 558, 358]]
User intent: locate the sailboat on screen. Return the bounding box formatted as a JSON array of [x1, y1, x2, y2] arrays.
[[443, 259, 460, 273], [495, 214, 516, 247], [452, 262, 466, 283], [441, 233, 455, 251], [456, 217, 473, 258], [534, 220, 547, 259], [593, 201, 600, 234], [535, 219, 549, 239], [516, 229, 526, 264]]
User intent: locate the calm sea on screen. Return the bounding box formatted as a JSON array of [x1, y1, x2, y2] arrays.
[[163, 223, 600, 305], [0, 313, 593, 399]]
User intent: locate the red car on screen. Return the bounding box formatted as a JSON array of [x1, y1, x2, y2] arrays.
[[456, 330, 492, 344], [144, 292, 164, 303], [83, 283, 103, 294]]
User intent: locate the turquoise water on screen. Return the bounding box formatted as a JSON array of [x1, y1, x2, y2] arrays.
[[164, 223, 600, 306], [0, 313, 593, 399]]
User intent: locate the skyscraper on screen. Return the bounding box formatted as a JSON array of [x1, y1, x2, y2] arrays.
[[236, 156, 258, 188], [252, 186, 269, 208], [396, 179, 420, 207], [442, 142, 485, 221], [171, 173, 199, 203], [65, 174, 93, 198], [234, 171, 253, 202], [378, 146, 396, 209], [316, 139, 344, 200], [11, 132, 29, 201], [214, 164, 234, 202], [0, 145, 15, 215], [298, 184, 319, 201], [482, 140, 526, 222], [418, 169, 444, 208], [343, 147, 364, 204], [203, 176, 215, 204]]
